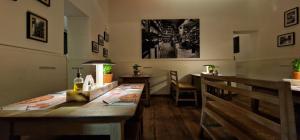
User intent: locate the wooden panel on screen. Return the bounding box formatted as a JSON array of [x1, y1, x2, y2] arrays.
[[204, 79, 280, 105], [204, 92, 281, 133], [202, 74, 281, 90], [200, 74, 297, 140]]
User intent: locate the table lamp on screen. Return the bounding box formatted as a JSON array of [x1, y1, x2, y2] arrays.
[[82, 59, 115, 87]]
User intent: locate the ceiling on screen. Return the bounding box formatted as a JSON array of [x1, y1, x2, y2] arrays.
[[64, 0, 87, 17]]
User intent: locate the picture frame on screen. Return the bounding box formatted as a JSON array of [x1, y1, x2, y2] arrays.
[[98, 34, 104, 46], [92, 41, 99, 53], [104, 31, 109, 42], [103, 48, 108, 58], [277, 32, 295, 47], [26, 11, 48, 43], [37, 0, 50, 7], [284, 7, 299, 27]]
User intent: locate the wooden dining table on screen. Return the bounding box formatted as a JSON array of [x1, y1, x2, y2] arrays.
[[119, 75, 151, 107], [0, 83, 144, 140]]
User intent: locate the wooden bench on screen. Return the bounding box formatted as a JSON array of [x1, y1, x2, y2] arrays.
[[200, 74, 297, 140]]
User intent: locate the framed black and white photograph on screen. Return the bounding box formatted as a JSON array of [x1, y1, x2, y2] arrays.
[[284, 7, 299, 27], [26, 11, 48, 43], [103, 48, 108, 58], [37, 0, 50, 7], [141, 19, 200, 59], [277, 32, 295, 47], [98, 34, 104, 46], [92, 41, 99, 53], [104, 31, 109, 42]]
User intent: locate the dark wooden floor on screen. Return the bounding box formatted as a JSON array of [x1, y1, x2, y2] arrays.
[[143, 96, 202, 140]]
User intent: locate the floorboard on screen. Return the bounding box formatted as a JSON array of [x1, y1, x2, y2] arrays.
[[143, 96, 202, 140]]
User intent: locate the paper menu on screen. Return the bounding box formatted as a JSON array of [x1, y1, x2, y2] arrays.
[[1, 93, 66, 111]]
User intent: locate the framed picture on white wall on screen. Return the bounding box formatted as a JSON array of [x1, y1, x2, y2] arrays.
[[277, 32, 295, 47], [26, 11, 48, 43], [98, 34, 104, 46], [284, 7, 299, 27], [92, 41, 99, 53]]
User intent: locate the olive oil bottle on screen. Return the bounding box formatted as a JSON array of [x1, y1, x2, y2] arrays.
[[73, 68, 84, 92]]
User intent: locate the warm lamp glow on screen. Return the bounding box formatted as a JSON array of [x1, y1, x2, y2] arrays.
[[96, 64, 104, 86], [83, 60, 115, 87]]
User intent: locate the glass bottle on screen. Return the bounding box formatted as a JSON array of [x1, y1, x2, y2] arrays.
[[73, 70, 84, 92]]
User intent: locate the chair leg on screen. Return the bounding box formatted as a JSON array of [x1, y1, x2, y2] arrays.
[[194, 90, 198, 106], [199, 111, 207, 139], [176, 90, 179, 106], [169, 85, 172, 97]]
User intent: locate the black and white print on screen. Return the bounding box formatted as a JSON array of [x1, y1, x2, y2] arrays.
[[277, 32, 295, 47], [142, 19, 200, 59], [103, 48, 108, 58], [26, 11, 48, 43], [284, 7, 299, 27], [92, 41, 99, 53], [98, 34, 104, 46]]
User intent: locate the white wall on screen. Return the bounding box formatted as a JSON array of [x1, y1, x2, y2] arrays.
[[65, 0, 110, 88], [236, 0, 300, 80], [0, 0, 110, 105], [108, 0, 257, 94], [0, 0, 65, 105]]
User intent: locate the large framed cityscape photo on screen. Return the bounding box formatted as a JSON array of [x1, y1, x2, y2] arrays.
[[141, 19, 200, 59]]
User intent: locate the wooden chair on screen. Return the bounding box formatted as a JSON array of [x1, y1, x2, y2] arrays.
[[170, 71, 198, 106], [200, 74, 297, 140]]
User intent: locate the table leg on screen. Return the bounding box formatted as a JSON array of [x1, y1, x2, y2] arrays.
[[145, 80, 150, 107], [251, 87, 260, 113], [110, 122, 124, 140], [251, 99, 260, 113], [0, 122, 12, 140]]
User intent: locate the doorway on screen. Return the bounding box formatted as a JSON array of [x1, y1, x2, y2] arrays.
[[233, 31, 258, 77], [64, 0, 89, 88], [233, 31, 258, 62]]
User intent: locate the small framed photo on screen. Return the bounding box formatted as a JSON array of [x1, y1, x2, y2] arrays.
[[26, 11, 48, 43], [103, 48, 108, 58], [277, 32, 295, 47], [98, 34, 104, 46], [104, 31, 109, 42], [92, 41, 99, 53], [37, 0, 50, 7], [284, 7, 299, 27]]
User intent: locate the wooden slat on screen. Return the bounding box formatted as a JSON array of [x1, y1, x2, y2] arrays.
[[278, 82, 297, 140], [204, 92, 281, 134], [203, 108, 252, 140], [207, 101, 280, 140], [202, 74, 281, 90], [204, 79, 280, 105], [200, 74, 297, 140]]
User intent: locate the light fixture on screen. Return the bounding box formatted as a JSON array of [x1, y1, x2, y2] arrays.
[[82, 59, 115, 87]]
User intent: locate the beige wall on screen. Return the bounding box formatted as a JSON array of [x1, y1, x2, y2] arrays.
[[235, 0, 300, 80], [0, 0, 65, 105], [0, 0, 109, 105], [108, 0, 257, 94]]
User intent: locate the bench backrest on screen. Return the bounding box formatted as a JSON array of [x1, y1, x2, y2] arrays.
[[201, 74, 297, 140]]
